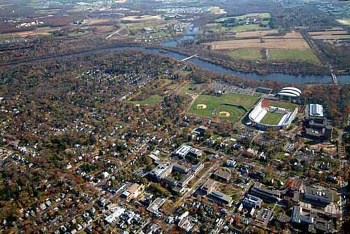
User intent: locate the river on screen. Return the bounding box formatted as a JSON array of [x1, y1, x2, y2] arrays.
[[129, 46, 350, 84], [2, 45, 350, 84], [159, 24, 350, 84]]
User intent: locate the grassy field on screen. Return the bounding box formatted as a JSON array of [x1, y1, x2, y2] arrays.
[[178, 83, 206, 96], [201, 12, 271, 34], [232, 24, 267, 32], [236, 29, 279, 38], [189, 93, 259, 122], [309, 29, 350, 40], [260, 112, 285, 125], [234, 13, 271, 20], [269, 101, 299, 110], [216, 13, 271, 22], [131, 95, 162, 105], [228, 47, 319, 64], [269, 49, 320, 64], [228, 48, 263, 60]]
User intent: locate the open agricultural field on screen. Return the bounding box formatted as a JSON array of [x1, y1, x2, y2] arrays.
[[209, 31, 310, 50], [188, 93, 260, 122], [260, 112, 285, 125], [268, 49, 320, 64], [228, 48, 263, 60], [235, 29, 279, 38], [209, 31, 320, 64], [0, 27, 61, 38], [228, 48, 319, 63], [232, 24, 266, 32], [309, 29, 350, 40]]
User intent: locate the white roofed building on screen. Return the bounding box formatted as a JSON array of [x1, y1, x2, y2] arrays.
[[309, 104, 324, 117], [277, 87, 301, 98]]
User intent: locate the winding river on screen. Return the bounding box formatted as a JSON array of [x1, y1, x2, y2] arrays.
[[159, 24, 350, 84], [3, 45, 350, 84]]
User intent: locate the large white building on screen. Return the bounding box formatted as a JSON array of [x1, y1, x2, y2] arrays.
[[248, 99, 298, 130], [309, 104, 324, 117], [277, 87, 302, 98]]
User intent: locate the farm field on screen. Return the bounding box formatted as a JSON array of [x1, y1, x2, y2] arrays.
[[235, 29, 279, 38], [228, 48, 319, 64], [188, 93, 260, 122], [0, 27, 61, 38], [268, 49, 320, 64], [209, 31, 310, 50], [228, 48, 263, 60], [309, 29, 350, 40], [232, 24, 267, 32], [260, 112, 285, 125]]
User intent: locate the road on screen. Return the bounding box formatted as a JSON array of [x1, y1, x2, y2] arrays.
[[177, 160, 220, 205], [106, 26, 127, 40]]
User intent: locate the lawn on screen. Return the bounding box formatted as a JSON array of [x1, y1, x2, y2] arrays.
[[269, 101, 299, 111], [260, 112, 285, 125], [130, 95, 162, 105], [231, 24, 268, 32], [216, 13, 271, 22], [228, 48, 263, 60], [269, 49, 320, 64], [208, 12, 271, 33], [178, 83, 205, 96], [189, 93, 260, 122], [234, 13, 271, 20]]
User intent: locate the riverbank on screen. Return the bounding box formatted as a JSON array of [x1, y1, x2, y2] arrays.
[[1, 43, 350, 84]]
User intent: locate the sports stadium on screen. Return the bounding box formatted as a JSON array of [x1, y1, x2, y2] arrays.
[[277, 87, 302, 99], [248, 98, 298, 130]]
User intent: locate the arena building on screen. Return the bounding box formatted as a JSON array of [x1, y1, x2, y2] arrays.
[[277, 87, 302, 99], [248, 99, 298, 130]]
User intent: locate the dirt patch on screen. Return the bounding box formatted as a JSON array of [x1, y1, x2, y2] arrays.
[[210, 6, 227, 15], [86, 18, 111, 25], [219, 111, 230, 117], [14, 27, 60, 37], [197, 104, 207, 109]]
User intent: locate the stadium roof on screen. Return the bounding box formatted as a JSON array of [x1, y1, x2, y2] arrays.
[[281, 87, 302, 95], [277, 90, 300, 97]]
